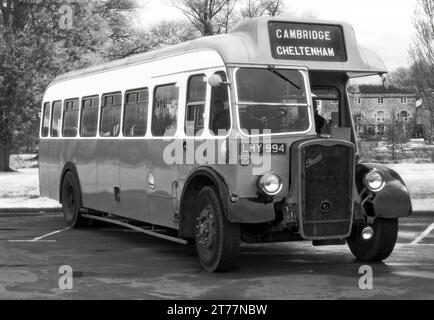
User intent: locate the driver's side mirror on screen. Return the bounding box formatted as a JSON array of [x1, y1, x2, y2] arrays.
[[208, 74, 230, 88]]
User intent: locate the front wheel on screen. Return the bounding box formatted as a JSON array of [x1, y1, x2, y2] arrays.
[[347, 218, 398, 261], [194, 186, 240, 272]]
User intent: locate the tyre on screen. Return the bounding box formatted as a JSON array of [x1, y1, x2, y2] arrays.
[[194, 186, 240, 272], [347, 218, 398, 261], [61, 171, 88, 228]]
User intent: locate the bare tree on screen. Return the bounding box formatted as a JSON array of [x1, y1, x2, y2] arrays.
[[409, 0, 434, 142], [240, 0, 285, 18], [172, 0, 238, 36]]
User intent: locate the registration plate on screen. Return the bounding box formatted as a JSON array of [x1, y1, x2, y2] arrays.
[[241, 143, 287, 154]]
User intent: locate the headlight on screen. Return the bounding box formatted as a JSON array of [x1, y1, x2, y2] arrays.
[[258, 173, 283, 196], [363, 170, 385, 192]]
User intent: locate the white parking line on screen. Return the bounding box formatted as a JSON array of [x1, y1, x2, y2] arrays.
[[411, 222, 434, 245], [7, 227, 71, 243]]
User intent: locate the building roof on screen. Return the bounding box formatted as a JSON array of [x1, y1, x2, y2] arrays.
[[52, 17, 388, 85], [358, 85, 414, 95]]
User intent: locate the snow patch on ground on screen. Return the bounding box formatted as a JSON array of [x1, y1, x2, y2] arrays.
[[0, 168, 60, 209]]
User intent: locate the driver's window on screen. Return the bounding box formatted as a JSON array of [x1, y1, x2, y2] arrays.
[[312, 87, 340, 135], [209, 71, 230, 136]]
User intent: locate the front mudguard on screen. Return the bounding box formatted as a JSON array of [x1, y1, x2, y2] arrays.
[[356, 163, 412, 219]]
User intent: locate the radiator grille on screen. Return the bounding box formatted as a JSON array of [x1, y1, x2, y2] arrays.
[[300, 143, 354, 238]]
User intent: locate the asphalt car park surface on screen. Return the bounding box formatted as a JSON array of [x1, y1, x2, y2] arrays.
[[0, 211, 433, 299]]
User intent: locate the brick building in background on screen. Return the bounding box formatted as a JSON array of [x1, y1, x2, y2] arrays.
[[347, 85, 418, 139]]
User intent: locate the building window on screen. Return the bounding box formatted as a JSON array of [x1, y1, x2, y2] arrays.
[[152, 84, 179, 137], [357, 98, 361, 104], [377, 97, 384, 104], [377, 124, 385, 135], [397, 110, 410, 122], [401, 97, 407, 104], [124, 89, 149, 137], [374, 111, 386, 123]]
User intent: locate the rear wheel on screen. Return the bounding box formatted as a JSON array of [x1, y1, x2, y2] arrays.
[[194, 186, 240, 272], [347, 218, 398, 261], [61, 171, 88, 228]]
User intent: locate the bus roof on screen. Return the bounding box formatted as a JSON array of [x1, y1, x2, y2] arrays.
[[52, 17, 387, 85]]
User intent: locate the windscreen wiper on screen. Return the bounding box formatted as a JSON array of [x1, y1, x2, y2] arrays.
[[267, 65, 301, 90]]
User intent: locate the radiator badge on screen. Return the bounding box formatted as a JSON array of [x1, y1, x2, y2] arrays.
[[306, 154, 323, 168]]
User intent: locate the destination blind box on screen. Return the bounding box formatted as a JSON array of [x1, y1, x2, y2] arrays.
[[268, 22, 347, 62]]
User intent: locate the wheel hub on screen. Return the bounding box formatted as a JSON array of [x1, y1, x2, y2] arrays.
[[195, 207, 216, 249]]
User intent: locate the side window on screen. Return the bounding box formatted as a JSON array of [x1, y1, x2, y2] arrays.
[[100, 93, 122, 137], [185, 74, 206, 136], [41, 102, 50, 137], [80, 96, 99, 137], [209, 72, 230, 136], [312, 87, 340, 135], [50, 101, 62, 137], [62, 99, 79, 137], [124, 89, 149, 137], [152, 84, 179, 137]]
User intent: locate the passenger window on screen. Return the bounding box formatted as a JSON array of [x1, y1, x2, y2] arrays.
[[209, 72, 230, 136], [185, 74, 206, 136], [100, 93, 122, 137], [62, 99, 79, 137], [50, 101, 62, 137], [124, 89, 148, 137], [41, 102, 50, 137], [152, 84, 179, 137], [80, 96, 99, 137]]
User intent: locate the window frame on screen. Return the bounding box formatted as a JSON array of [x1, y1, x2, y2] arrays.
[[151, 83, 179, 137], [50, 100, 63, 138], [80, 94, 100, 138], [62, 98, 80, 138], [123, 87, 149, 138], [185, 74, 207, 137], [41, 102, 51, 138], [374, 111, 386, 123], [99, 91, 123, 138], [377, 97, 384, 104]]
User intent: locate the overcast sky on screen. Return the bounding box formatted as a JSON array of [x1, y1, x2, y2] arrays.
[[138, 0, 417, 72]]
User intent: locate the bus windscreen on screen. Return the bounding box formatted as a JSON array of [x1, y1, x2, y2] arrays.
[[236, 68, 309, 135]]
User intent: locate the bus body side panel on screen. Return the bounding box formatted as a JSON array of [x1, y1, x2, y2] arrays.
[[146, 139, 178, 229], [38, 139, 50, 198], [59, 138, 78, 192], [76, 139, 99, 209], [96, 139, 121, 215], [48, 139, 61, 201], [119, 140, 149, 221]]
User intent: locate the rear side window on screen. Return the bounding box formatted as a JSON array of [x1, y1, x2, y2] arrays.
[[152, 84, 179, 137], [80, 96, 99, 137], [185, 74, 206, 136], [100, 93, 122, 137], [41, 102, 50, 137], [124, 89, 148, 137], [50, 101, 62, 137], [62, 99, 79, 137]]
